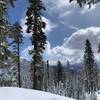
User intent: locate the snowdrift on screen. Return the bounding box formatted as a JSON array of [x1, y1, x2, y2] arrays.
[[0, 87, 75, 100]]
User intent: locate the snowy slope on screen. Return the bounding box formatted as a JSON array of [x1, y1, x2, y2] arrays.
[[0, 87, 75, 100]]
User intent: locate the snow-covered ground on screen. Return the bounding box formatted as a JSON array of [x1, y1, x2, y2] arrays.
[[85, 91, 100, 100], [0, 87, 75, 100], [97, 91, 100, 100]]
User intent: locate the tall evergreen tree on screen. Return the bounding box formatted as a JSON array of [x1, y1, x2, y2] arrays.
[[0, 0, 18, 67], [26, 0, 47, 90], [11, 22, 23, 87], [0, 0, 10, 67], [0, 0, 18, 86], [84, 39, 98, 94]]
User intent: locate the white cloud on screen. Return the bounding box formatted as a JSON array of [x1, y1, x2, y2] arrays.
[[59, 11, 72, 18], [43, 0, 77, 18], [43, 0, 75, 12], [69, 25, 79, 31], [63, 27, 100, 49], [42, 17, 57, 34], [81, 4, 96, 14], [21, 46, 34, 61], [43, 0, 99, 24], [43, 27, 100, 64]]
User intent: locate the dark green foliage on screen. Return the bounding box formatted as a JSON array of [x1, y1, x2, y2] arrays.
[[0, 0, 15, 65], [26, 0, 47, 90], [0, 0, 18, 87], [84, 39, 98, 93], [0, 0, 11, 67]]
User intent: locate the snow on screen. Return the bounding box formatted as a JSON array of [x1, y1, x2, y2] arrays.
[[85, 91, 100, 100], [97, 91, 100, 100], [0, 87, 75, 100]]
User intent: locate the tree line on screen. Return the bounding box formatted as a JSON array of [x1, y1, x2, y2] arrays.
[[45, 39, 98, 99], [0, 0, 46, 89]]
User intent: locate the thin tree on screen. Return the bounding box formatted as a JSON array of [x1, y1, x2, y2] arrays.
[[11, 22, 23, 87], [84, 39, 98, 94], [47, 60, 50, 84], [26, 0, 47, 90], [66, 61, 74, 97]]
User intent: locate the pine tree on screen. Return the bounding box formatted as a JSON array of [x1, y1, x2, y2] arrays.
[[84, 39, 98, 94], [11, 22, 23, 87], [0, 0, 10, 67], [0, 0, 18, 67], [56, 61, 65, 84], [0, 0, 18, 86], [26, 0, 47, 90]]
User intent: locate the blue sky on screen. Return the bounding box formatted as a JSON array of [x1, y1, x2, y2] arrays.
[[8, 0, 27, 23], [8, 0, 100, 64]]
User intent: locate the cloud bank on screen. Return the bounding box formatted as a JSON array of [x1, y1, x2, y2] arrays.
[[43, 27, 100, 64], [21, 25, 100, 65]]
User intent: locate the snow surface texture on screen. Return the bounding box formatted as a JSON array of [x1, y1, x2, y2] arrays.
[[0, 87, 75, 100], [96, 91, 100, 100], [85, 91, 100, 100]]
